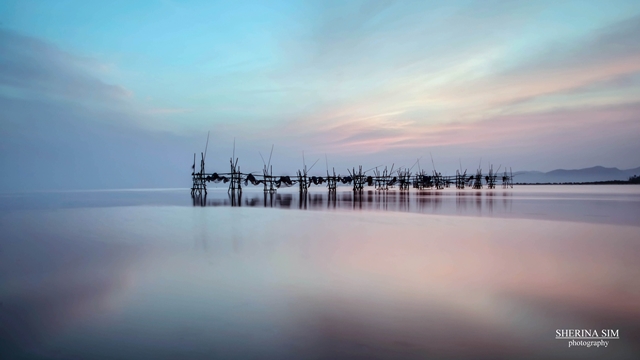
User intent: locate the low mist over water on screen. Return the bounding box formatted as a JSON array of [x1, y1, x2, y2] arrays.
[[1, 186, 639, 359]]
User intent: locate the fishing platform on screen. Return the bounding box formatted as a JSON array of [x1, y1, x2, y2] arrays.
[[190, 141, 514, 196]]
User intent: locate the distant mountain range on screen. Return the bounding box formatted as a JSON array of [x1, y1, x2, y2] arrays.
[[513, 166, 640, 183]]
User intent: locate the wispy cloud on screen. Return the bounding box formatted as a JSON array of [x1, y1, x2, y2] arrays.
[[422, 14, 640, 116], [0, 30, 132, 102], [0, 30, 202, 191], [233, 12, 640, 161]]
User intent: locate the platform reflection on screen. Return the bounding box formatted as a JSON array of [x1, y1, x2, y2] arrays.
[[192, 190, 513, 215]]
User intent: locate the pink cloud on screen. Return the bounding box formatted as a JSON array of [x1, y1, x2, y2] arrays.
[[244, 101, 639, 160]]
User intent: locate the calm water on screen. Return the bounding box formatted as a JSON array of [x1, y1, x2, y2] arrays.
[[1, 186, 640, 359]]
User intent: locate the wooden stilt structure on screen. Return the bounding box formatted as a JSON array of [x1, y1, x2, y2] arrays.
[[261, 145, 276, 193], [486, 164, 500, 189], [398, 168, 411, 191], [472, 168, 483, 189], [374, 166, 390, 191], [297, 168, 309, 193], [190, 137, 515, 194], [348, 166, 365, 193], [502, 167, 514, 189], [191, 152, 208, 196], [263, 165, 276, 193], [229, 157, 242, 194], [327, 167, 338, 192], [455, 169, 467, 189]]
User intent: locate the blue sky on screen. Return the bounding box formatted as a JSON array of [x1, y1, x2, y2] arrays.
[[1, 0, 640, 190]]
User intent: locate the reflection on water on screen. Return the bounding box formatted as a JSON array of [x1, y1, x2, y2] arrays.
[[1, 206, 639, 359], [1, 187, 640, 359], [196, 190, 513, 211], [190, 187, 640, 227], [2, 186, 639, 227]]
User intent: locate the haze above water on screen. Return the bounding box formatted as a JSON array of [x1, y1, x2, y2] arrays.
[[1, 186, 639, 359]]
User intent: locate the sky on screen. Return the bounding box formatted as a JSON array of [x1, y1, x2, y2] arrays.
[[1, 0, 640, 191]]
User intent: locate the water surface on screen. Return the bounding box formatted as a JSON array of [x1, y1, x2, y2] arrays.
[[1, 186, 639, 359]]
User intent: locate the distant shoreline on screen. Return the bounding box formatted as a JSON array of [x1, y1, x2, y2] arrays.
[[515, 180, 640, 185]]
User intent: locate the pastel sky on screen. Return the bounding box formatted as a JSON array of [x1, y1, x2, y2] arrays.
[[1, 0, 639, 190]]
